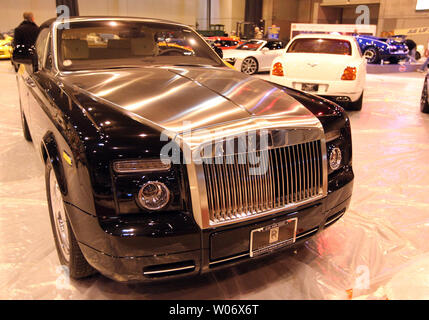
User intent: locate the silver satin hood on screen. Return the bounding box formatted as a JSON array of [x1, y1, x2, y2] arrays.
[[61, 66, 319, 137]]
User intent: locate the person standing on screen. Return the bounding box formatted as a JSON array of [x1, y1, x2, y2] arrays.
[[254, 27, 263, 40], [14, 12, 39, 49], [405, 38, 417, 63]]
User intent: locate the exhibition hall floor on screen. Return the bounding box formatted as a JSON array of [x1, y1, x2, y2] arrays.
[[0, 60, 428, 300]]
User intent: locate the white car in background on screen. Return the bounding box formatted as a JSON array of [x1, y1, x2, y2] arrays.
[[223, 39, 286, 75], [269, 34, 366, 111]]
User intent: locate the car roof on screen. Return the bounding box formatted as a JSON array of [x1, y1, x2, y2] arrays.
[[40, 16, 188, 29], [291, 33, 356, 41]]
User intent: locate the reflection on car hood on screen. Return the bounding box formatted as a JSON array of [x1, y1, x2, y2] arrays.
[[61, 66, 318, 136]]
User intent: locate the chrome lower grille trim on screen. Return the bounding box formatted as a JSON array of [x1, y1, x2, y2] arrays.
[[325, 210, 346, 227], [209, 227, 320, 267], [203, 140, 325, 226]]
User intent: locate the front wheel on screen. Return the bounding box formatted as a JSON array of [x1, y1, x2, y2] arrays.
[[416, 51, 422, 61], [241, 57, 258, 75], [421, 76, 429, 114], [364, 47, 381, 64], [46, 163, 96, 279]]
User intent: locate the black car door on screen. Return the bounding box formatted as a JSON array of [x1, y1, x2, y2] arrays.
[[26, 28, 53, 158]]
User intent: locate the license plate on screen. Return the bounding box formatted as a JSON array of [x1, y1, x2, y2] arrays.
[[302, 83, 319, 92], [250, 218, 298, 257]]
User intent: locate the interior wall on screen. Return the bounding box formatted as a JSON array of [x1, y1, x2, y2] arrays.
[[317, 5, 342, 24], [379, 0, 429, 30], [2, 0, 201, 32], [271, 0, 299, 41], [79, 0, 200, 27], [2, 0, 57, 32], [196, 0, 245, 35], [262, 0, 274, 30], [264, 0, 314, 41], [341, 4, 380, 25]]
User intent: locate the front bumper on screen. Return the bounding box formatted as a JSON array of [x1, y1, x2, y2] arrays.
[[71, 176, 353, 283], [271, 76, 363, 102]]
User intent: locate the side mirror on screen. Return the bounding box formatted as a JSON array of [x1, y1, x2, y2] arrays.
[[12, 45, 38, 72], [261, 47, 270, 51]]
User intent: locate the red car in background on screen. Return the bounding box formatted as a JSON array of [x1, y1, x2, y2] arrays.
[[206, 36, 242, 50]]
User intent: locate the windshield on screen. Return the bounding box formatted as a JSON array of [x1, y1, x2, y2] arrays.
[[236, 40, 265, 51], [287, 38, 352, 55], [57, 20, 224, 71]]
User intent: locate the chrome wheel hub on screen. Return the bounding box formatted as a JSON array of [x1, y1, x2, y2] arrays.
[[364, 49, 375, 62], [50, 169, 70, 261], [241, 58, 257, 74]]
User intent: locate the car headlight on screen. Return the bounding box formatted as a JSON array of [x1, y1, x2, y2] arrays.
[[137, 181, 170, 211], [329, 147, 342, 171]]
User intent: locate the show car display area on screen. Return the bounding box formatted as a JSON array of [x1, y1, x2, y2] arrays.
[[1, 0, 429, 298], [13, 17, 353, 283], [1, 59, 428, 298]]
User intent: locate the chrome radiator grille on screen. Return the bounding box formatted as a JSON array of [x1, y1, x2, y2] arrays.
[[202, 140, 324, 225]]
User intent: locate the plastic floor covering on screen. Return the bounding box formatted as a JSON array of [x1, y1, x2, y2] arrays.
[[0, 61, 428, 299]]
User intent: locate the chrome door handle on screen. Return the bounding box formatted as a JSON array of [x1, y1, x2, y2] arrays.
[[25, 77, 36, 87]]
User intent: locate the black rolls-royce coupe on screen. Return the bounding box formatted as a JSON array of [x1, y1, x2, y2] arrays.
[[15, 17, 354, 282]]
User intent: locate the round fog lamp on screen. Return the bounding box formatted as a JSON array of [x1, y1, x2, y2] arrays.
[[138, 181, 170, 211], [329, 147, 342, 171]]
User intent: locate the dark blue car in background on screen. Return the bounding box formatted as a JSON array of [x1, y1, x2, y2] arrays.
[[355, 35, 409, 64]]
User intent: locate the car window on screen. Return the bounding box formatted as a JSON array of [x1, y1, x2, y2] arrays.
[[236, 40, 265, 51], [35, 28, 50, 69], [264, 41, 283, 50], [45, 36, 53, 70], [287, 38, 352, 55], [57, 21, 224, 71], [216, 40, 238, 47]]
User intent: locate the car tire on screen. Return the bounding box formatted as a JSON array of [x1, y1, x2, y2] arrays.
[[348, 92, 364, 111], [421, 76, 429, 114], [364, 47, 381, 64], [46, 162, 96, 279], [20, 106, 32, 142], [241, 57, 258, 75], [416, 51, 422, 61]]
